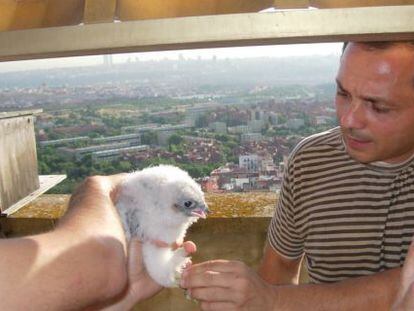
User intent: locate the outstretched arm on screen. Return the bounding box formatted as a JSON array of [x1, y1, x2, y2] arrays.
[[0, 175, 128, 310]]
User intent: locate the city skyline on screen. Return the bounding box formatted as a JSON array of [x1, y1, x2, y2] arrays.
[[0, 42, 342, 73]]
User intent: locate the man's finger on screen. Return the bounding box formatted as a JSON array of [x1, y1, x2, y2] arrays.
[[182, 241, 197, 254], [182, 269, 236, 288], [199, 301, 238, 311], [184, 260, 243, 276], [190, 286, 241, 303]]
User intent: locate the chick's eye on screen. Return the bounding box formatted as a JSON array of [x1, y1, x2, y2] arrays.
[[184, 201, 193, 208]]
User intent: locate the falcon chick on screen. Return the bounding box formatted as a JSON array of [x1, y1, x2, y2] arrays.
[[116, 165, 209, 287]]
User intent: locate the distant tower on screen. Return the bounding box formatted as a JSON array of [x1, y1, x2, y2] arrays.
[[103, 55, 113, 67]]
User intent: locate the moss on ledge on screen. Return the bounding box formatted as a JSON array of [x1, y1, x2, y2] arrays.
[[1, 192, 276, 238], [9, 192, 277, 220], [9, 194, 70, 219]]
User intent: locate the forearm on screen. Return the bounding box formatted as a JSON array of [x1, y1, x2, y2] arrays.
[[55, 176, 128, 304], [57, 175, 128, 291], [272, 267, 401, 311], [0, 176, 128, 310], [58, 176, 126, 244]]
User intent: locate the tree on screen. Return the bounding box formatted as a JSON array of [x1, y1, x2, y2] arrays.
[[214, 134, 229, 142], [118, 161, 133, 172], [195, 114, 208, 128], [168, 134, 184, 146], [141, 131, 158, 145]]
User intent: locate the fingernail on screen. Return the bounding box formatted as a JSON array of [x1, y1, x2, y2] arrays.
[[184, 289, 192, 300], [183, 260, 192, 270]]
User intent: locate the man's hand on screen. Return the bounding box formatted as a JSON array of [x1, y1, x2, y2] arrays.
[[180, 260, 276, 311], [392, 241, 414, 311], [100, 239, 197, 310], [105, 238, 163, 310]]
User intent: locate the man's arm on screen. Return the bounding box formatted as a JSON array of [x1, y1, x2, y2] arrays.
[[392, 241, 414, 311], [258, 241, 303, 285], [259, 242, 400, 310], [182, 244, 401, 311], [0, 175, 128, 310], [272, 266, 400, 311]]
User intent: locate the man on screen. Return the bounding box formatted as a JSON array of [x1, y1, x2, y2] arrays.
[[0, 174, 195, 310], [180, 41, 414, 310]]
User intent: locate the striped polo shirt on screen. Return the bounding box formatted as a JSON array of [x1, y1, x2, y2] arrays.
[[268, 127, 414, 283]]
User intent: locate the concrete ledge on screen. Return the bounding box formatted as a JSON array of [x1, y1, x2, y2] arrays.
[[1, 192, 277, 236]]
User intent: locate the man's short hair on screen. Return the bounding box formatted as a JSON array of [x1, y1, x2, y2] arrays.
[[342, 41, 414, 54]]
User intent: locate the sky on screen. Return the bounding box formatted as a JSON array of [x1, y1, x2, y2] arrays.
[[0, 42, 343, 73]]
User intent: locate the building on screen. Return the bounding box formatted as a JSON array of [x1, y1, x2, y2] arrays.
[[209, 121, 227, 133], [247, 119, 264, 133], [92, 133, 141, 146], [239, 154, 259, 172], [198, 176, 219, 192], [157, 130, 174, 146], [241, 133, 263, 143], [250, 109, 265, 121], [185, 104, 215, 126], [313, 115, 335, 126], [58, 142, 131, 161], [121, 123, 158, 133], [39, 136, 90, 147], [92, 145, 149, 163], [266, 112, 280, 125], [287, 118, 305, 130], [228, 125, 249, 134], [231, 177, 250, 191]]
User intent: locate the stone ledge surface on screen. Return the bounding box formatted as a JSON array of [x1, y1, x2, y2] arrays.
[[9, 192, 277, 219]]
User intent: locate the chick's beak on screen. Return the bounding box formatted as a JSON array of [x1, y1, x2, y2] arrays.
[[191, 205, 209, 219]]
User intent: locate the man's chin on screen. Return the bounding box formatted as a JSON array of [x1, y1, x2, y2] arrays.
[[345, 145, 375, 164]]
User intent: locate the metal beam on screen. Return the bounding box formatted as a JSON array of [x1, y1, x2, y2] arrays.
[[84, 0, 116, 24], [1, 5, 414, 62]]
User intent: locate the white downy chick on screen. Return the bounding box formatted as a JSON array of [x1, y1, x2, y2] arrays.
[[116, 165, 209, 287]]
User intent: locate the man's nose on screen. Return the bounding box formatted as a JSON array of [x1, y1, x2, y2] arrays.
[[341, 100, 366, 129]]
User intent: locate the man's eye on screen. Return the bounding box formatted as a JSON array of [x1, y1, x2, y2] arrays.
[[372, 106, 390, 114], [336, 90, 348, 98], [371, 103, 390, 114]]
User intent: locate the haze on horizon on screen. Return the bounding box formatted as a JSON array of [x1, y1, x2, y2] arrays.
[[0, 42, 342, 73]]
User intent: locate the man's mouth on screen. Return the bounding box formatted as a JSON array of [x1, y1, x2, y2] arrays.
[[345, 134, 372, 149]]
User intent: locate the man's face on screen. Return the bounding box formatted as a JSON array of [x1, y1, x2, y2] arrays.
[[335, 43, 414, 164]]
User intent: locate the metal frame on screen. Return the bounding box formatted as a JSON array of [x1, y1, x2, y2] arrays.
[[1, 5, 414, 62]]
